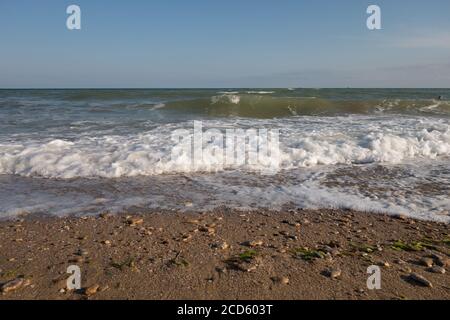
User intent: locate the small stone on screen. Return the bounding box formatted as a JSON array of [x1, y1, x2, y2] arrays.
[[420, 257, 434, 268], [219, 242, 230, 250], [84, 284, 100, 296], [272, 276, 289, 285], [245, 265, 258, 272], [182, 234, 192, 242], [242, 240, 263, 247], [429, 266, 446, 274], [331, 249, 341, 256], [436, 257, 449, 268], [327, 268, 342, 279], [1, 278, 30, 293], [184, 201, 193, 207], [102, 240, 111, 245], [199, 226, 215, 234], [378, 261, 391, 268], [401, 266, 412, 273], [127, 217, 144, 226], [76, 249, 89, 256], [215, 267, 227, 274], [233, 256, 263, 273], [409, 273, 433, 288]]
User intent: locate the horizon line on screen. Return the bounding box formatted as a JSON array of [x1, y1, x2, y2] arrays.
[[1, 87, 450, 90]]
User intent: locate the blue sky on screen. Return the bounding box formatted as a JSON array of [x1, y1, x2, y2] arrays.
[[1, 0, 450, 88]]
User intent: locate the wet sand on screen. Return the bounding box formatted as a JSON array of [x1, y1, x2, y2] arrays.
[[0, 209, 449, 300]]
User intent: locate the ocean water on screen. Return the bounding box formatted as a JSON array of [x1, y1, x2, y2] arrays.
[[0, 89, 449, 222]]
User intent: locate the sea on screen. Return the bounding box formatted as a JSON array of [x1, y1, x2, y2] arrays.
[[0, 88, 449, 222]]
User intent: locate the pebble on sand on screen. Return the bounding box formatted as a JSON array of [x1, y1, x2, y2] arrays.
[[127, 217, 144, 226], [182, 234, 193, 242], [327, 268, 342, 279], [378, 261, 391, 268], [429, 266, 446, 274], [436, 257, 449, 268], [242, 240, 264, 247], [199, 226, 215, 234], [219, 242, 230, 250], [76, 248, 89, 256], [84, 284, 100, 296], [420, 257, 434, 268], [1, 277, 30, 294], [409, 273, 433, 288], [272, 276, 290, 285]]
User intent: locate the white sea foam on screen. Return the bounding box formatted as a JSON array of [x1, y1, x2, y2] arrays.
[[0, 118, 449, 178], [246, 91, 275, 94], [151, 103, 166, 110], [216, 91, 240, 95], [211, 94, 241, 104]]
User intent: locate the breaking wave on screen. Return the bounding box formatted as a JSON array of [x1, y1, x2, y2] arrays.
[[1, 119, 449, 179], [161, 94, 450, 118]]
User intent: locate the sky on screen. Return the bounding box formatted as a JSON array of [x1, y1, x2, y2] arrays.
[[0, 0, 450, 88]]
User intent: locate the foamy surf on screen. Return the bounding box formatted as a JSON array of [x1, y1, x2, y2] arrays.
[[1, 116, 449, 178]]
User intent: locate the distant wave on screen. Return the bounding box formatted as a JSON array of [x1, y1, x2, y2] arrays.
[[160, 94, 450, 118]]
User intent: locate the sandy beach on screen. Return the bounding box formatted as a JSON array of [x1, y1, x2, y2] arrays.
[[0, 209, 448, 300]]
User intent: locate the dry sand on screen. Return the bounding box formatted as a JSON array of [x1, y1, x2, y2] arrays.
[[0, 209, 449, 300]]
